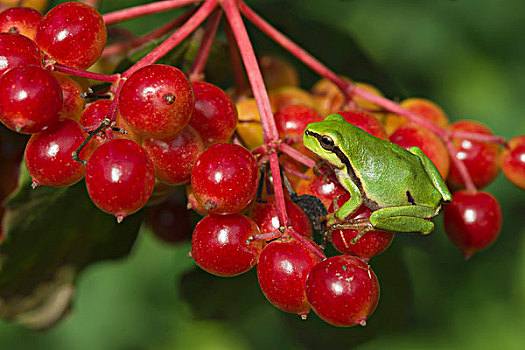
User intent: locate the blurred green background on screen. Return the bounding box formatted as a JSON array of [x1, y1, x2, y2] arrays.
[[1, 0, 524, 349]]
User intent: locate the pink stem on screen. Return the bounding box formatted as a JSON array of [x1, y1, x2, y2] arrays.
[[223, 17, 250, 100], [189, 8, 223, 81], [103, 0, 201, 25], [282, 164, 311, 180], [102, 7, 197, 58], [278, 143, 316, 168], [449, 131, 506, 144], [238, 1, 347, 95], [122, 0, 218, 78], [222, 0, 289, 229], [46, 62, 120, 83], [445, 139, 477, 193]]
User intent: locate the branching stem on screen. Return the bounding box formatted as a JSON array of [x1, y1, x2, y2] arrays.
[[103, 0, 202, 25]]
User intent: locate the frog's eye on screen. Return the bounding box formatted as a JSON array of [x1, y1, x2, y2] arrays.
[[320, 135, 335, 150]]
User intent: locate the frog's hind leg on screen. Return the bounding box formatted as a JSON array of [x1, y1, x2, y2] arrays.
[[369, 205, 437, 234], [409, 146, 452, 203]]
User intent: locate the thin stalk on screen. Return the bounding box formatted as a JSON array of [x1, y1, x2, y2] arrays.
[[445, 139, 477, 193], [103, 0, 201, 25], [278, 143, 316, 168], [222, 0, 289, 228], [46, 62, 120, 83], [189, 8, 223, 81], [102, 7, 197, 58], [123, 0, 218, 78]]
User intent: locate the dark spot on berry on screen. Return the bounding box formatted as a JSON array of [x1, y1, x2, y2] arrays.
[[163, 93, 176, 105]]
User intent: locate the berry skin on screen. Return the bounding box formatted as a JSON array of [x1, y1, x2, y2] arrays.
[[191, 143, 258, 215], [235, 98, 263, 150], [145, 193, 192, 244], [384, 98, 448, 135], [35, 1, 107, 69], [390, 124, 450, 179], [501, 135, 525, 190], [257, 238, 320, 315], [24, 118, 92, 188], [250, 196, 313, 239], [85, 139, 155, 222], [295, 168, 346, 209], [448, 120, 500, 190], [119, 64, 195, 138], [0, 32, 41, 76], [0, 65, 63, 134], [305, 255, 380, 327], [54, 73, 85, 121], [191, 214, 264, 277], [443, 190, 502, 259], [337, 110, 388, 140], [269, 86, 318, 112], [275, 105, 321, 141], [259, 55, 299, 90], [0, 7, 43, 40], [189, 82, 238, 146], [329, 193, 394, 261], [142, 125, 205, 185]]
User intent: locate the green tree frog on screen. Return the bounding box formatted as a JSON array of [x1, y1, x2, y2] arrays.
[[303, 113, 452, 242]]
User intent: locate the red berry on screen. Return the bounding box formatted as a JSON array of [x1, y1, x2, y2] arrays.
[[85, 139, 155, 221], [145, 192, 192, 244], [390, 124, 450, 179], [0, 32, 41, 76], [257, 238, 320, 315], [0, 7, 43, 40], [295, 168, 346, 209], [443, 190, 502, 258], [0, 65, 62, 134], [250, 195, 313, 239], [24, 118, 91, 187], [448, 120, 500, 190], [191, 214, 264, 276], [328, 193, 394, 261], [501, 135, 525, 190], [337, 110, 388, 140], [186, 185, 207, 216], [191, 143, 258, 215], [54, 73, 85, 121], [119, 64, 194, 138], [306, 255, 380, 327], [142, 125, 205, 185], [189, 82, 238, 146], [274, 105, 321, 141], [35, 2, 107, 69]]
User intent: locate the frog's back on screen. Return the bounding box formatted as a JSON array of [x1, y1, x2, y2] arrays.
[[339, 123, 444, 209]]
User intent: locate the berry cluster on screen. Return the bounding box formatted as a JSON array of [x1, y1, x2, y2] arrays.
[[0, 0, 523, 328]]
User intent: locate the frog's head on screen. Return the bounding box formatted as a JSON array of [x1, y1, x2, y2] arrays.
[[303, 113, 347, 170]]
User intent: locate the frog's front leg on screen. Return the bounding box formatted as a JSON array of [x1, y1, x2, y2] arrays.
[[369, 205, 437, 234], [332, 172, 363, 223]]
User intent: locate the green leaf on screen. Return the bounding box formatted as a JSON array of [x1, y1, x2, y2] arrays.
[[0, 164, 142, 329]]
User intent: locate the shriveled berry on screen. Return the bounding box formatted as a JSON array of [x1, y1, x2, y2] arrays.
[[191, 143, 258, 215], [306, 255, 380, 327], [191, 214, 264, 276], [145, 192, 192, 244]]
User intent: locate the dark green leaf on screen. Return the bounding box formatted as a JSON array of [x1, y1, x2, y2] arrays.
[[0, 165, 142, 329]]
